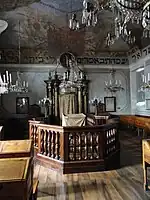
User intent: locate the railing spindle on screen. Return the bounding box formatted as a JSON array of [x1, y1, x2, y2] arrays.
[[55, 132, 60, 159], [29, 120, 120, 173]]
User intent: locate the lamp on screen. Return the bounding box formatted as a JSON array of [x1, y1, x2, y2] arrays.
[[9, 20, 28, 93], [0, 71, 9, 95], [0, 20, 28, 95], [104, 69, 124, 94], [139, 73, 150, 92], [69, 0, 100, 30], [106, 0, 150, 46]]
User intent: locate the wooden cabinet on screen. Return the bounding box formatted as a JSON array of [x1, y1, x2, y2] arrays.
[[0, 140, 33, 158], [0, 157, 33, 200]]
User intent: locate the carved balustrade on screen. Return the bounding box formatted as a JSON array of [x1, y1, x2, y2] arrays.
[[29, 120, 41, 152], [38, 124, 64, 161], [29, 120, 120, 174]]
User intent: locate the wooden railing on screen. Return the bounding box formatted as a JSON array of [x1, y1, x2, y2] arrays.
[[86, 114, 109, 126], [29, 121, 120, 174], [38, 124, 64, 161], [29, 121, 41, 152]]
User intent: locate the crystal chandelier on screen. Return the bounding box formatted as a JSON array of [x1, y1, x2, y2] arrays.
[[0, 70, 28, 94], [9, 71, 28, 93], [104, 69, 124, 93], [69, 0, 150, 45], [0, 20, 28, 94], [106, 0, 150, 46], [0, 71, 9, 94], [139, 73, 150, 92], [0, 22, 9, 95], [69, 0, 100, 30], [8, 20, 28, 93], [142, 1, 150, 38]]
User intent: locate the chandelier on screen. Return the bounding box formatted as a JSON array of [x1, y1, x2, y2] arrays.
[[0, 20, 28, 94], [69, 0, 100, 30], [0, 71, 9, 94], [105, 0, 150, 46], [9, 20, 28, 93], [139, 73, 150, 92], [69, 0, 150, 45], [9, 71, 28, 93], [104, 69, 124, 93], [0, 70, 28, 95]]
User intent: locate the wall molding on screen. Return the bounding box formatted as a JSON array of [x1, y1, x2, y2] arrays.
[[0, 64, 129, 72]]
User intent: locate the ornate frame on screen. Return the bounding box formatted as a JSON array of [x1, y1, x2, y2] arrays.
[[104, 96, 116, 112], [16, 97, 29, 114]]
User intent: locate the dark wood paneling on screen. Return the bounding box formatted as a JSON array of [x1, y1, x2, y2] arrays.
[[29, 120, 120, 174]]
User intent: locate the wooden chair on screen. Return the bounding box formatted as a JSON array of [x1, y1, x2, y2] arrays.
[[94, 101, 106, 116]]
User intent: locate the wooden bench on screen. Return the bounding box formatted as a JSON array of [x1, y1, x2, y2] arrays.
[[0, 139, 33, 158], [142, 139, 150, 190], [0, 157, 33, 199], [120, 115, 150, 138]]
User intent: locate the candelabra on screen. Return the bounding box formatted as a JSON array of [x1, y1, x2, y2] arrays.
[[0, 70, 28, 95], [139, 73, 150, 92], [69, 0, 99, 30], [106, 0, 150, 46], [104, 69, 124, 93], [39, 97, 51, 117], [89, 97, 102, 106], [9, 71, 28, 93], [0, 73, 8, 95]]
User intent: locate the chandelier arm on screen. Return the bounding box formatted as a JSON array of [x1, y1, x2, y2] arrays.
[[116, 0, 144, 10]]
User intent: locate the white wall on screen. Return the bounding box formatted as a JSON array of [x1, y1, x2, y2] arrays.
[[88, 69, 130, 113], [130, 53, 150, 116], [0, 64, 130, 117]]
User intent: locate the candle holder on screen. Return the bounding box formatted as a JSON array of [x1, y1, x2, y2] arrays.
[[139, 73, 150, 92], [104, 69, 124, 94]]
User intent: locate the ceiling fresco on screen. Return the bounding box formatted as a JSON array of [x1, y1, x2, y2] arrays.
[[0, 0, 147, 61]]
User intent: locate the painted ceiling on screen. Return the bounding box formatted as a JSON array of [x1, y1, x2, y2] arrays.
[[0, 0, 149, 60]]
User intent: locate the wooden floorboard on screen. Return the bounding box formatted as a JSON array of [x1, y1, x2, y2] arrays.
[[35, 131, 150, 200]]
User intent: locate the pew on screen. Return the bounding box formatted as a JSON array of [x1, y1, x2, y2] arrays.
[[120, 115, 150, 138], [0, 140, 38, 199], [0, 157, 33, 200]]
